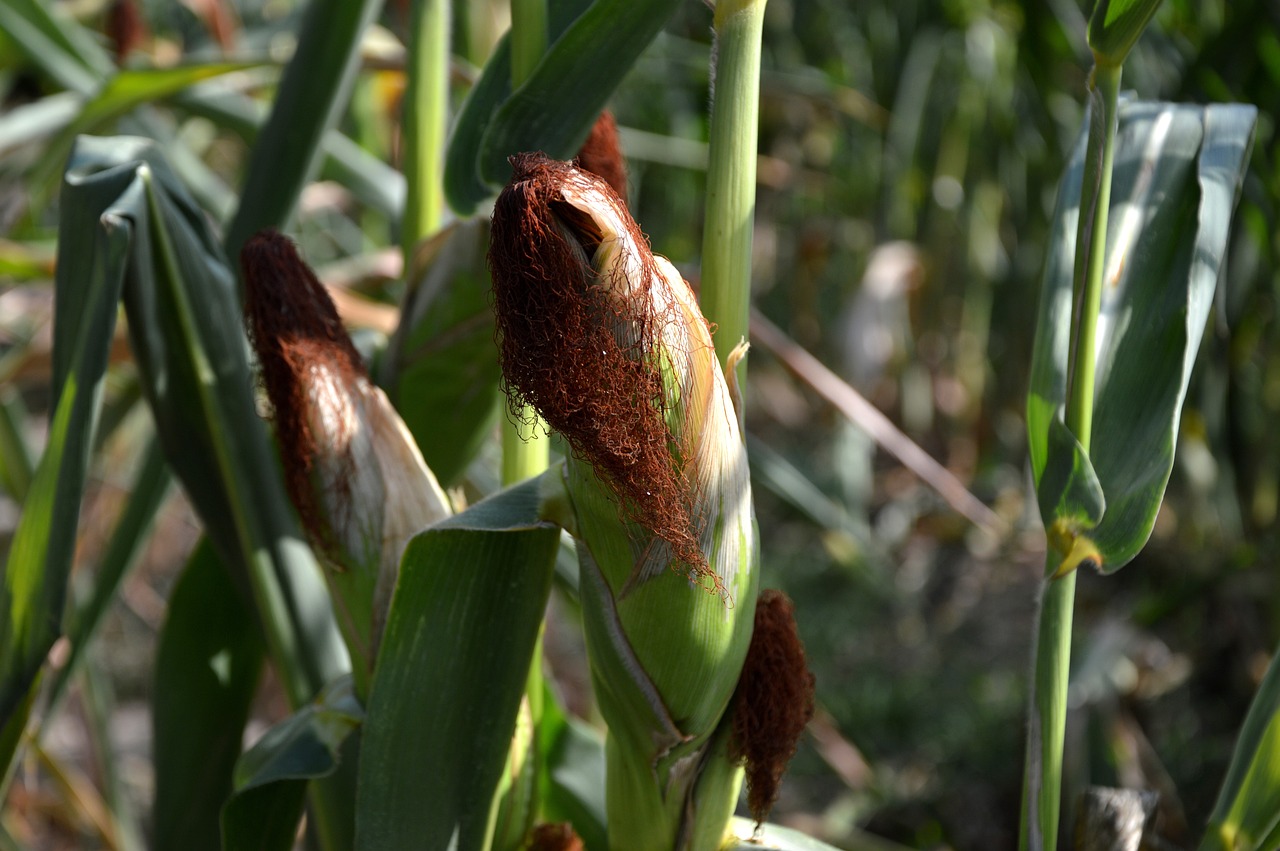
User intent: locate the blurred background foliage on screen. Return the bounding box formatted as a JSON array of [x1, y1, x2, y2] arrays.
[[0, 0, 1277, 848]]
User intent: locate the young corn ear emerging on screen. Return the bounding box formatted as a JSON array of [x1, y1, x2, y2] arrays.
[[241, 230, 451, 692], [490, 154, 758, 850]]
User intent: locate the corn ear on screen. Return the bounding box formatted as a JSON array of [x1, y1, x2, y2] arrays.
[[490, 155, 757, 850], [241, 230, 451, 693]]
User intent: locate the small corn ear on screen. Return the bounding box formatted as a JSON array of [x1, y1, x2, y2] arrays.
[[241, 230, 451, 692]]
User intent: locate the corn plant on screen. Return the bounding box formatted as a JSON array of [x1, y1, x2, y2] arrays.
[[0, 0, 827, 849], [1020, 1, 1261, 849]]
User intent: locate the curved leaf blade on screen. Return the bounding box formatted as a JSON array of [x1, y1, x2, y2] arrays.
[[475, 0, 683, 191]]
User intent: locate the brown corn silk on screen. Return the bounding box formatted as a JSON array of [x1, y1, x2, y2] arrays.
[[730, 589, 817, 824], [489, 153, 720, 592], [575, 110, 627, 200], [241, 228, 365, 546], [527, 823, 585, 851]]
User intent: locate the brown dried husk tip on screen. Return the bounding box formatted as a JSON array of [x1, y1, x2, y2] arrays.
[[527, 823, 585, 851], [489, 153, 715, 590], [730, 589, 817, 825], [575, 110, 627, 200], [241, 228, 366, 546]]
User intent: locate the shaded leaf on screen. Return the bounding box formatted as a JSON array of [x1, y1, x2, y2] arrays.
[[1200, 645, 1280, 851], [537, 681, 607, 851], [154, 540, 264, 851], [0, 140, 132, 731], [475, 0, 683, 191]]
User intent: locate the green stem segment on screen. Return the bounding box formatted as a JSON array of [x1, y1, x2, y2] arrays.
[[700, 0, 766, 381], [401, 0, 450, 266], [503, 0, 550, 486], [1020, 61, 1121, 851]]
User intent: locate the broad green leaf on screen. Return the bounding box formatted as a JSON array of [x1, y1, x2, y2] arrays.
[[0, 142, 131, 731], [442, 0, 593, 214], [222, 677, 363, 851], [1027, 100, 1256, 575], [475, 0, 683, 191], [154, 540, 264, 851], [1087, 0, 1164, 67], [355, 474, 560, 851], [1200, 646, 1280, 851], [378, 219, 500, 486], [223, 0, 386, 260]]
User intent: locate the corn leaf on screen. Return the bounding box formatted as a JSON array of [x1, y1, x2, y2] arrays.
[[154, 540, 264, 851], [0, 140, 131, 734], [1027, 100, 1256, 575], [355, 475, 559, 851], [0, 0, 110, 94], [222, 677, 363, 851], [474, 0, 683, 191], [1200, 645, 1280, 851], [222, 0, 386, 259], [442, 0, 593, 214], [379, 219, 500, 485]]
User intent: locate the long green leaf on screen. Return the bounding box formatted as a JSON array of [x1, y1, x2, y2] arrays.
[[223, 0, 386, 260], [1027, 100, 1257, 575], [56, 135, 348, 705], [0, 0, 110, 94], [154, 540, 265, 851], [0, 142, 132, 730], [475, 0, 681, 193], [442, 0, 591, 214], [355, 474, 560, 851], [1201, 642, 1280, 851]]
